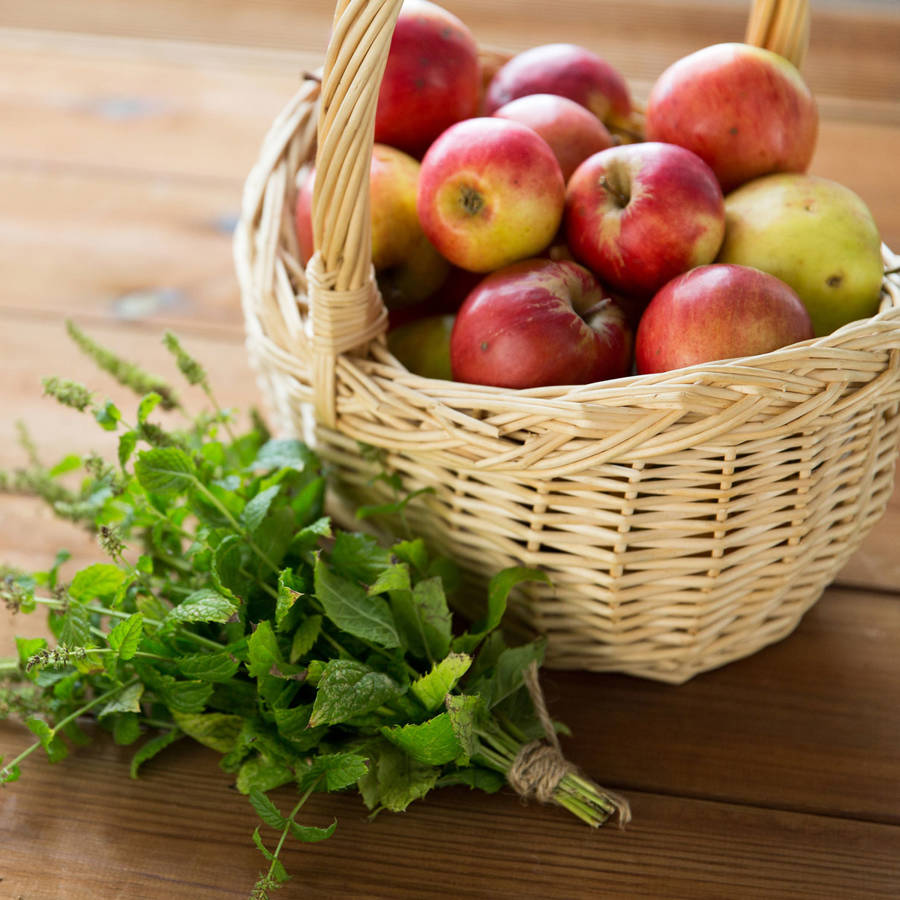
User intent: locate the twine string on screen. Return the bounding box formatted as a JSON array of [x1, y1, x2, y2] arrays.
[[508, 662, 632, 826]]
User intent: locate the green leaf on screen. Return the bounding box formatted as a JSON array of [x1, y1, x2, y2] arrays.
[[249, 790, 286, 829], [118, 431, 138, 468], [437, 766, 506, 793], [166, 588, 237, 625], [130, 728, 182, 778], [411, 577, 452, 660], [252, 439, 317, 472], [93, 400, 121, 431], [298, 752, 369, 792], [368, 562, 411, 597], [309, 660, 403, 728], [314, 556, 400, 649], [137, 392, 162, 424], [391, 538, 429, 575], [474, 639, 547, 709], [157, 678, 214, 714], [241, 484, 281, 533], [236, 756, 294, 795], [381, 713, 463, 766], [1, 761, 22, 783], [290, 820, 337, 843], [246, 620, 284, 679], [289, 615, 321, 663], [211, 535, 253, 602], [275, 569, 300, 631], [112, 713, 142, 746], [107, 612, 143, 660], [452, 567, 549, 654], [172, 711, 243, 753], [330, 532, 392, 584], [445, 693, 482, 762], [99, 682, 145, 717], [25, 717, 68, 764], [48, 454, 82, 477], [134, 447, 196, 497], [16, 636, 47, 668], [358, 740, 439, 813], [411, 653, 472, 712], [177, 651, 240, 682], [68, 563, 126, 602]]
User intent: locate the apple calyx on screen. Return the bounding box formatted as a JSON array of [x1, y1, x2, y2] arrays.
[[459, 184, 485, 216]]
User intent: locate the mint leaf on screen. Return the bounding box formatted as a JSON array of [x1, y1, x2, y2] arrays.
[[289, 820, 337, 843], [358, 740, 440, 813], [411, 653, 472, 712], [453, 566, 549, 653], [118, 431, 138, 467], [112, 713, 142, 746], [472, 639, 547, 708], [330, 532, 392, 584], [391, 538, 429, 575], [68, 563, 126, 602], [166, 588, 237, 625], [314, 556, 400, 649], [25, 717, 68, 764], [368, 562, 411, 597], [289, 615, 321, 663], [107, 612, 143, 660], [249, 790, 287, 829], [275, 569, 301, 631], [298, 752, 369, 792], [252, 439, 317, 472], [129, 728, 182, 778], [309, 660, 403, 728], [177, 651, 240, 682], [236, 756, 294, 795], [246, 620, 284, 678], [241, 484, 280, 532], [134, 447, 196, 496], [381, 713, 463, 766], [99, 682, 144, 717], [156, 678, 214, 714], [172, 712, 243, 753], [137, 392, 162, 424], [445, 693, 482, 762]]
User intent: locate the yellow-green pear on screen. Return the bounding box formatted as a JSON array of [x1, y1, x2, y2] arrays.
[[717, 173, 883, 336]]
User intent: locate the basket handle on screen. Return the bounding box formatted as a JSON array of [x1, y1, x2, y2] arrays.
[[745, 0, 810, 69], [307, 0, 810, 427]]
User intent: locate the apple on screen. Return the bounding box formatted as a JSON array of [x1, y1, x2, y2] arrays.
[[564, 141, 726, 300], [634, 264, 814, 374], [492, 93, 615, 182], [417, 117, 566, 273], [484, 43, 632, 132], [375, 0, 481, 157], [450, 258, 632, 388], [294, 144, 449, 309], [387, 314, 456, 380], [716, 173, 884, 336], [645, 42, 818, 192]]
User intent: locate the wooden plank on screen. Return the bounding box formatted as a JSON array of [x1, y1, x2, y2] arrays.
[[1, 0, 898, 105], [0, 166, 245, 332], [0, 720, 898, 898]]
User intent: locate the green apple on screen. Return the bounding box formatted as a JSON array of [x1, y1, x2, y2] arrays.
[[716, 173, 883, 336], [387, 314, 455, 380]]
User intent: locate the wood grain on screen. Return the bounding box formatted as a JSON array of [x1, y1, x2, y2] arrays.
[[2, 715, 899, 899]]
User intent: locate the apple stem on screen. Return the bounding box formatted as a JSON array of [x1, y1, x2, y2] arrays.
[[598, 175, 629, 209], [581, 298, 611, 320]]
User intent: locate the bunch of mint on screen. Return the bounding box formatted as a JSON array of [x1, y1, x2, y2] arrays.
[[0, 324, 627, 899]]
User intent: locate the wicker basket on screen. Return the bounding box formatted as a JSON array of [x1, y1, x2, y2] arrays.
[[234, 0, 900, 683]]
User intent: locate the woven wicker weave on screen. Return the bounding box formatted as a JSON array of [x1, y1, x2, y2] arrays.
[[234, 0, 900, 683]]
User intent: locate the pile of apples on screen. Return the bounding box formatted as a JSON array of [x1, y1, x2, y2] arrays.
[[295, 0, 886, 388]]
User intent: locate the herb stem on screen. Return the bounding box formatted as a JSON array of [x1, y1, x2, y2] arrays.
[[0, 659, 20, 676], [30, 595, 224, 652]]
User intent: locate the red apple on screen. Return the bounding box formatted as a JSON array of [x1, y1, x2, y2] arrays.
[[565, 141, 726, 299], [294, 144, 449, 309], [645, 42, 818, 193], [484, 43, 632, 130], [492, 93, 615, 182], [375, 0, 481, 157], [450, 258, 632, 388], [417, 117, 566, 273], [634, 264, 814, 374]]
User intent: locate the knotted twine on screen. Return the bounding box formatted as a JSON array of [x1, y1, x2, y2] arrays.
[[507, 662, 632, 826]]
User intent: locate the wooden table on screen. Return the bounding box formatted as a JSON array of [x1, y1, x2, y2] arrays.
[[2, 2, 899, 897]]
